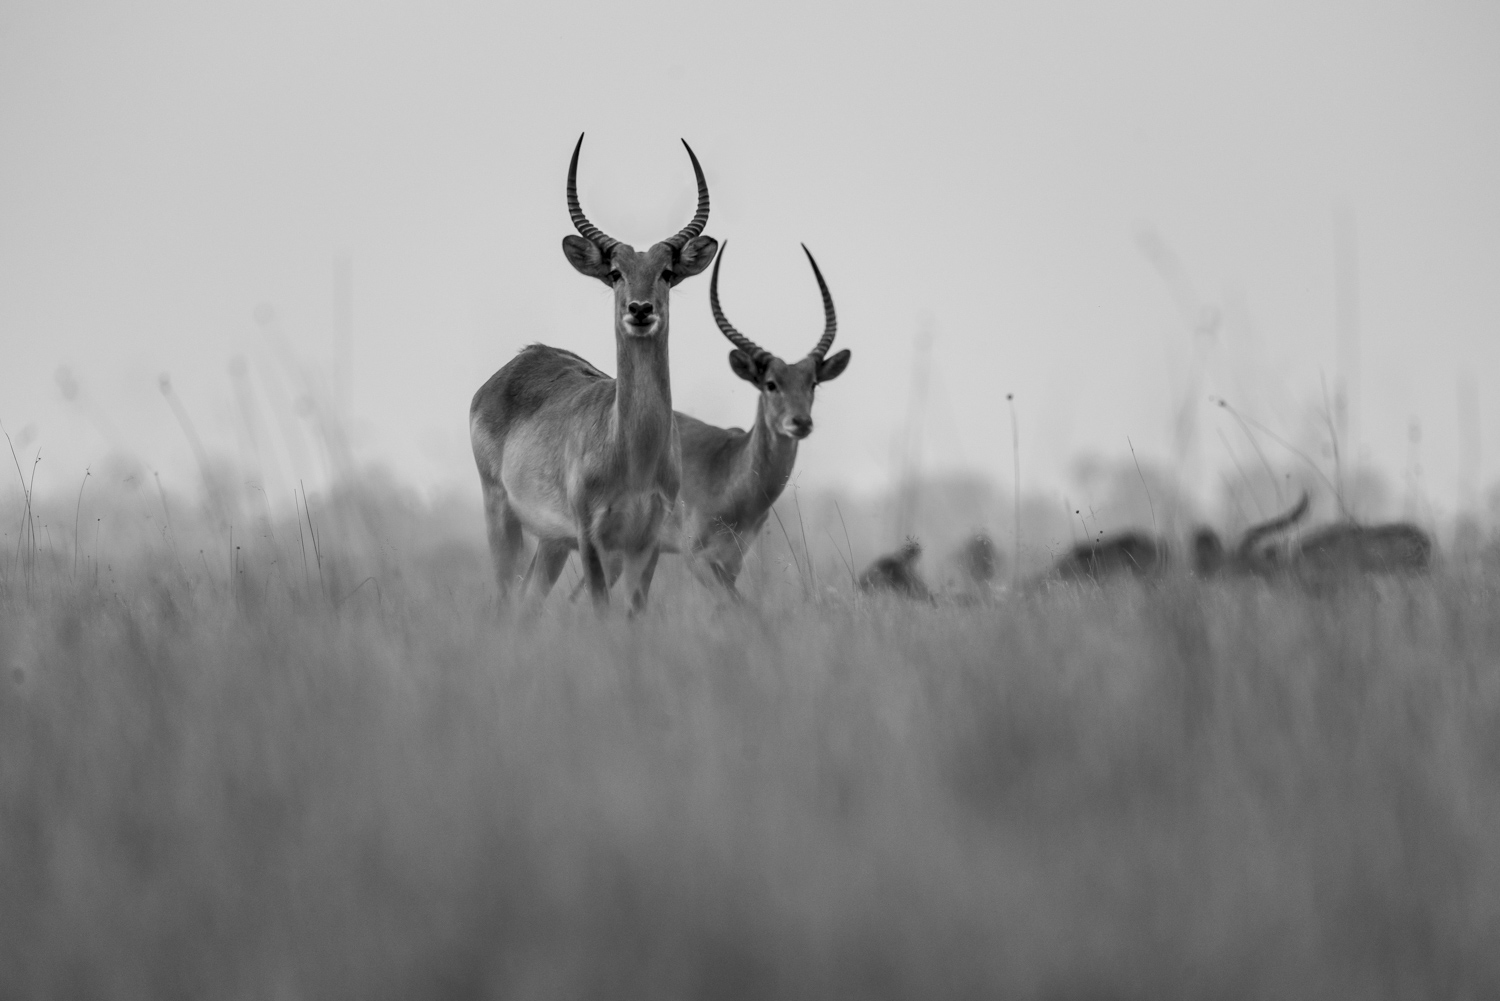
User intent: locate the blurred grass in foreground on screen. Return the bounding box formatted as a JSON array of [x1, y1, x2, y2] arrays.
[[2, 489, 1499, 1000]]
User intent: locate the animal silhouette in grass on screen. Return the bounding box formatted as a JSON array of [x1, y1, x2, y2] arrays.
[[933, 531, 1003, 601], [1049, 490, 1313, 583], [951, 531, 1000, 588], [1192, 491, 1311, 576], [1290, 519, 1433, 575], [858, 538, 931, 599], [1050, 531, 1168, 581]]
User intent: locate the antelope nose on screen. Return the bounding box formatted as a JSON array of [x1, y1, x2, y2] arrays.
[[627, 301, 654, 321], [790, 416, 813, 436]]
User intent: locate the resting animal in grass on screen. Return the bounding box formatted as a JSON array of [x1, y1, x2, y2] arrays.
[[859, 538, 931, 600], [1051, 531, 1167, 582], [1192, 491, 1310, 576], [951, 532, 1000, 589], [1290, 520, 1432, 575]]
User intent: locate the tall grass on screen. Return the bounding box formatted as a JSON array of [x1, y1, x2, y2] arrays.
[[2, 487, 1498, 999]]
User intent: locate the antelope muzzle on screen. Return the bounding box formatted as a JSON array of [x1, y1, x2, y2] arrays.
[[624, 299, 658, 334]]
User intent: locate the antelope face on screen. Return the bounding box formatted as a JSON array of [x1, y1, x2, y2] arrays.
[[560, 134, 717, 339], [563, 238, 718, 338], [730, 350, 851, 440], [711, 240, 850, 440]]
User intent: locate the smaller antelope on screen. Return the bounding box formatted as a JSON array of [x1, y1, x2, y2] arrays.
[[1051, 531, 1167, 582], [858, 537, 931, 599], [1291, 520, 1432, 575], [1192, 491, 1310, 576]]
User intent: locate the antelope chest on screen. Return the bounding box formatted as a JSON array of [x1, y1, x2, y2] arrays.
[[592, 489, 672, 553]]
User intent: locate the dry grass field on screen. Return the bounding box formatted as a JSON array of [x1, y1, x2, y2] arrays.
[[2, 483, 1499, 1000]]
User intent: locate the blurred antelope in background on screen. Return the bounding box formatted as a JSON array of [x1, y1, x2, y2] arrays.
[[1192, 491, 1310, 576], [1291, 520, 1433, 576], [567, 241, 851, 599], [930, 532, 1003, 603], [469, 135, 717, 613], [859, 538, 931, 600], [949, 532, 1000, 591], [1051, 531, 1167, 582]]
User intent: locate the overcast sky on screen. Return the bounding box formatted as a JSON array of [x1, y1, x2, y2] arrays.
[[2, 1, 1497, 522]]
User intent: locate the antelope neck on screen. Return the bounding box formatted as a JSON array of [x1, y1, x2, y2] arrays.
[[740, 394, 799, 503], [612, 324, 674, 478]]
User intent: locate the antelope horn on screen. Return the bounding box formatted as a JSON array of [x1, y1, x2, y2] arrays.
[[662, 139, 710, 253], [709, 242, 771, 364], [566, 133, 619, 253], [802, 244, 837, 359]]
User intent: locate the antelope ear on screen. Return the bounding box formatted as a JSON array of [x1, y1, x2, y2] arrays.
[[672, 235, 718, 281], [728, 349, 762, 385], [816, 349, 851, 383], [562, 235, 612, 283]]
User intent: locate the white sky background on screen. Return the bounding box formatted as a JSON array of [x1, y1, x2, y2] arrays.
[[1, 0, 1497, 520]]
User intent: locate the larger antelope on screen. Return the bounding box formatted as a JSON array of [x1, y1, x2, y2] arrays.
[[565, 241, 852, 598], [469, 135, 717, 613]]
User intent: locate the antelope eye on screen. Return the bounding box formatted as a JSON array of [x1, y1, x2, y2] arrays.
[[765, 380, 778, 392], [607, 270, 622, 283], [661, 269, 675, 283]]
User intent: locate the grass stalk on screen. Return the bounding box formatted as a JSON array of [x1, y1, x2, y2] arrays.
[[768, 503, 805, 596], [1215, 428, 1265, 520], [1008, 393, 1020, 587], [301, 480, 325, 596], [25, 450, 40, 586], [73, 467, 89, 578], [1319, 372, 1347, 517], [1128, 436, 1156, 537], [1217, 398, 1284, 506], [3, 421, 27, 584], [295, 490, 311, 592], [1216, 398, 1343, 515], [793, 487, 816, 595], [834, 500, 857, 590]]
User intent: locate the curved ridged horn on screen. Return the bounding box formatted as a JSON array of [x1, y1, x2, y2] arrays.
[[566, 133, 619, 253], [802, 244, 837, 359], [662, 139, 710, 253], [1235, 490, 1310, 561], [709, 242, 771, 364]]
